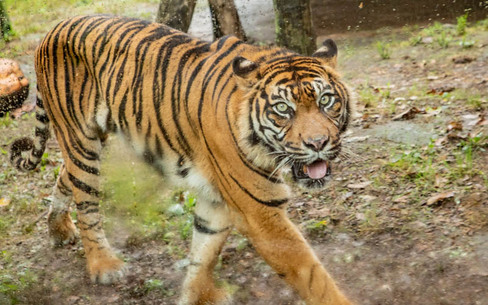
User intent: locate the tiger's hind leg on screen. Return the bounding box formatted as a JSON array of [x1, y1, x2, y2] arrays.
[[59, 131, 126, 284], [47, 163, 78, 246], [179, 199, 232, 305]]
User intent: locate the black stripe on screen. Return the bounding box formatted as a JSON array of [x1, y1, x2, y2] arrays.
[[68, 173, 100, 197], [223, 89, 283, 183], [194, 215, 229, 235], [76, 200, 99, 210], [77, 219, 101, 230], [229, 175, 288, 207], [57, 178, 72, 195]]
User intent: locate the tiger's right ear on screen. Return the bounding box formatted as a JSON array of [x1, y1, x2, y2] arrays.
[[232, 56, 259, 88], [312, 38, 338, 69]]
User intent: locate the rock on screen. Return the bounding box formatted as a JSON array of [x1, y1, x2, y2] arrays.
[[0, 58, 29, 116]]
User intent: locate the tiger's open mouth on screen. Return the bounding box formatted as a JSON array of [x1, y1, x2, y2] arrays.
[[291, 159, 331, 188]]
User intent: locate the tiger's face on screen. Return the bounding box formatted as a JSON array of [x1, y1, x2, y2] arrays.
[[235, 40, 350, 189], [262, 73, 349, 188]]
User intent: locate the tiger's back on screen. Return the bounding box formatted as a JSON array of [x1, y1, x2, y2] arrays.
[[36, 15, 222, 177], [12, 15, 353, 305]]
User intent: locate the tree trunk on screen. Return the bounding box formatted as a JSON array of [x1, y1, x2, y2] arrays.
[[273, 0, 316, 55], [0, 0, 12, 41], [208, 0, 246, 40], [156, 0, 197, 32]]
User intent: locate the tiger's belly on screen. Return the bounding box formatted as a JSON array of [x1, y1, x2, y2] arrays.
[[114, 129, 221, 203]]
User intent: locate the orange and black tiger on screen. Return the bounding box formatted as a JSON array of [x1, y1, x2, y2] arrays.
[[10, 15, 353, 305]]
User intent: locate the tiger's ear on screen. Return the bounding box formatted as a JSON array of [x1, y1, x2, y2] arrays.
[[232, 56, 259, 88], [312, 38, 338, 69]]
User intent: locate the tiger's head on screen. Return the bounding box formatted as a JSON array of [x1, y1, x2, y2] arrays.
[[234, 39, 351, 189]]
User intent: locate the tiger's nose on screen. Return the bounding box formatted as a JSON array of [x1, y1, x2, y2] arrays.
[[303, 136, 328, 152]]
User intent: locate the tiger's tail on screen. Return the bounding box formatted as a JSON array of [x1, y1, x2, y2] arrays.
[[10, 90, 51, 171]]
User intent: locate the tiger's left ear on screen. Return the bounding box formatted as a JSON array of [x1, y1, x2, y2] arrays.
[[312, 38, 338, 69], [232, 56, 259, 89]]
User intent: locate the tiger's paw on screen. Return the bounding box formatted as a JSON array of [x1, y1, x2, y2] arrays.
[[179, 285, 232, 305], [47, 209, 78, 247], [87, 251, 127, 284]]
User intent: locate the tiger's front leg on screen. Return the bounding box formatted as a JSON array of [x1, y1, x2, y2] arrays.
[[179, 199, 232, 305], [231, 205, 353, 305]]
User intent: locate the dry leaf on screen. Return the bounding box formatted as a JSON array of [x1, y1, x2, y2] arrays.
[[426, 192, 455, 206], [308, 207, 330, 218], [447, 121, 463, 132], [428, 86, 455, 95], [435, 174, 448, 188], [475, 113, 487, 126], [0, 197, 11, 207], [447, 132, 467, 141], [393, 195, 409, 203], [347, 181, 372, 189], [392, 107, 425, 121]]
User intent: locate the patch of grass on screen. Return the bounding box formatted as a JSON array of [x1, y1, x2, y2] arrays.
[[0, 113, 17, 128], [449, 133, 488, 179], [409, 35, 422, 46], [357, 84, 378, 108], [304, 218, 330, 237], [459, 36, 475, 49], [0, 254, 38, 305], [387, 142, 440, 194], [436, 31, 451, 49], [376, 41, 391, 59], [4, 0, 157, 38], [422, 22, 445, 37], [0, 216, 14, 235], [456, 13, 469, 36], [451, 89, 486, 110]]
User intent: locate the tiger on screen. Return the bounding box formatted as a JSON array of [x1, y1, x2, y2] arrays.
[[10, 15, 353, 305]]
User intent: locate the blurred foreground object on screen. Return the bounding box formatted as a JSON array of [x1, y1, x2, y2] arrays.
[[0, 58, 29, 116]]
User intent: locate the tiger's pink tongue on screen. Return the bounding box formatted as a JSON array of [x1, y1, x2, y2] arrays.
[[304, 161, 328, 179]]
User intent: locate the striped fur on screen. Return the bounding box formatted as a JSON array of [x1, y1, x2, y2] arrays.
[[10, 15, 352, 305]]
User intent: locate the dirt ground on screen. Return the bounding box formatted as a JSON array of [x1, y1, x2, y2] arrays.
[[1, 3, 488, 305]]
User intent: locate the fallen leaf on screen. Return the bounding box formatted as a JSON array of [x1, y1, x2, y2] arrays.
[[359, 195, 377, 203], [392, 107, 426, 121], [447, 121, 463, 132], [393, 195, 409, 203], [435, 136, 448, 147], [355, 213, 366, 221], [0, 198, 11, 207], [435, 174, 448, 188], [426, 192, 455, 206], [308, 207, 330, 218], [428, 86, 455, 95], [475, 113, 487, 126], [446, 132, 467, 141], [344, 135, 370, 143], [347, 181, 372, 189]]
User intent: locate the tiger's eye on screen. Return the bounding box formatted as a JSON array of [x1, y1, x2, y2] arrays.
[[275, 102, 289, 113], [319, 95, 330, 106]]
